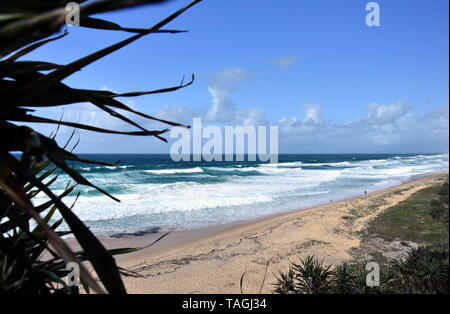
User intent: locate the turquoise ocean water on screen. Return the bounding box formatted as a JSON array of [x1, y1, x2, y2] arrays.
[[32, 153, 449, 236]]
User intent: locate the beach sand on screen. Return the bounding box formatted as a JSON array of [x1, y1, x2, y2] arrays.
[[109, 171, 447, 294]]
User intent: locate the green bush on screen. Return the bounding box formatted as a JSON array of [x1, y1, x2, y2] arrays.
[[274, 244, 449, 294], [430, 180, 449, 223], [1, 0, 202, 294]]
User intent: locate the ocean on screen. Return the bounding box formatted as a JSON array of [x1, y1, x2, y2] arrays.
[[33, 153, 449, 236]]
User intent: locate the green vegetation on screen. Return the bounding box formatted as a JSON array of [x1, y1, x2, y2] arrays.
[[0, 156, 80, 294], [430, 180, 449, 224], [274, 177, 449, 294], [0, 143, 155, 294], [0, 0, 201, 294], [366, 177, 449, 244], [274, 244, 448, 294]]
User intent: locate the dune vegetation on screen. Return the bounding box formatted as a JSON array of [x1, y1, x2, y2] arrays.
[[274, 177, 449, 294]]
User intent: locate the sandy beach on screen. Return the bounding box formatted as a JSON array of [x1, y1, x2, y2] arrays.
[[105, 171, 448, 294]]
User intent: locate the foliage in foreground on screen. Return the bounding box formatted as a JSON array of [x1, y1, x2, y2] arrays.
[[0, 149, 158, 294], [0, 157, 79, 294], [430, 179, 449, 224], [1, 0, 202, 294], [274, 243, 449, 294]]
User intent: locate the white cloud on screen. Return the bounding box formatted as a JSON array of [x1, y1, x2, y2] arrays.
[[204, 67, 252, 123], [276, 101, 449, 153], [25, 70, 448, 154], [153, 104, 198, 126], [210, 67, 252, 91], [366, 100, 411, 123], [303, 103, 322, 124], [270, 55, 299, 69], [204, 86, 236, 123], [237, 108, 267, 126]]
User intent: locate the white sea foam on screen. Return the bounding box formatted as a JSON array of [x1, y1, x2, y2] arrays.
[[144, 167, 204, 174], [40, 153, 448, 234], [260, 161, 303, 167], [80, 165, 134, 171], [300, 161, 354, 167]]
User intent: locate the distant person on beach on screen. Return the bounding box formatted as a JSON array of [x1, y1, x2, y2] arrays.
[[365, 190, 367, 195]]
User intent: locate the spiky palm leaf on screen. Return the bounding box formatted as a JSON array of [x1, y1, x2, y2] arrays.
[[1, 0, 202, 294]]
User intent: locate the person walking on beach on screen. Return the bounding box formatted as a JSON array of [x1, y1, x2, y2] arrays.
[[365, 190, 367, 195]]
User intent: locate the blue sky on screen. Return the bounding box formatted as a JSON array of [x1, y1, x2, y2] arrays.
[[23, 0, 449, 153]]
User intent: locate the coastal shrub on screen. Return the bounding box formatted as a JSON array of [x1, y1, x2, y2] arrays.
[[273, 269, 296, 294], [290, 255, 334, 294], [0, 0, 202, 294], [390, 245, 449, 294], [0, 149, 81, 294], [429, 180, 449, 224], [274, 244, 449, 294], [0, 144, 153, 294]]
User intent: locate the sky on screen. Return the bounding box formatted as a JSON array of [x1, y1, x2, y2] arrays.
[[21, 0, 449, 154]]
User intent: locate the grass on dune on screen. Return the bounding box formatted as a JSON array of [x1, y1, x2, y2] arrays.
[[274, 175, 449, 294], [366, 177, 449, 244]]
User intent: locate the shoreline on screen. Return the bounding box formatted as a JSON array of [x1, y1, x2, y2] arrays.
[[88, 170, 447, 263], [110, 170, 448, 293]]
